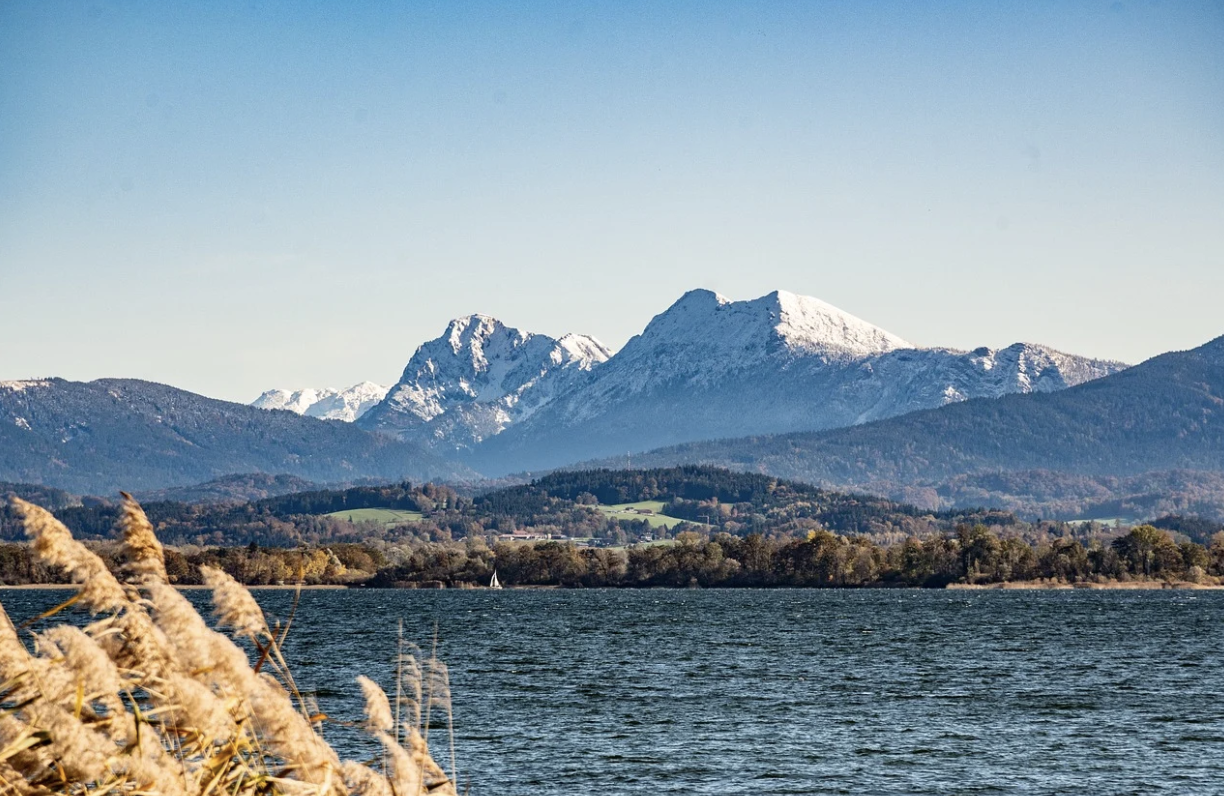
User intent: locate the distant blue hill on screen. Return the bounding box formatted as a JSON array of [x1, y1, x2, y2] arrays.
[[0, 378, 475, 494]]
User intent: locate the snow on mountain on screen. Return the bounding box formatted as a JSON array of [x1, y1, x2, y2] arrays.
[[465, 291, 1128, 474], [832, 343, 1126, 427], [629, 289, 909, 371], [252, 388, 329, 415], [559, 289, 909, 399], [0, 380, 53, 393], [355, 315, 611, 446], [257, 288, 1126, 475], [251, 381, 390, 422]]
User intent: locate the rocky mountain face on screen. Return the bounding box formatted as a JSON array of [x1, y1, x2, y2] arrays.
[[455, 290, 1126, 474], [354, 314, 611, 447], [252, 382, 389, 422], [0, 378, 473, 494]]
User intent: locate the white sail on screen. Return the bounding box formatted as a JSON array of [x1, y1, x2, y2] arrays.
[[490, 570, 502, 589]]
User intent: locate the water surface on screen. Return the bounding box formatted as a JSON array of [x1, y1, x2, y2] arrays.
[[4, 588, 1222, 795]]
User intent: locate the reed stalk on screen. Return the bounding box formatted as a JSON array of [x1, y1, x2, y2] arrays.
[[0, 496, 460, 796]]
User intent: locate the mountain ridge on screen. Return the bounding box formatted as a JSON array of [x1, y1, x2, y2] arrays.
[[6, 288, 1137, 495], [459, 291, 1126, 473], [313, 289, 1127, 475], [575, 335, 1224, 512], [0, 377, 474, 493]]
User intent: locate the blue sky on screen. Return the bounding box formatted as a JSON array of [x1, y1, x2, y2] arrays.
[[1, 1, 1221, 401]]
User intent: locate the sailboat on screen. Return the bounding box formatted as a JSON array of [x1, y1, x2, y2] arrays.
[[489, 570, 503, 590]]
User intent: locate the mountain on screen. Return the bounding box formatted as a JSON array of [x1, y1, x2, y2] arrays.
[[581, 335, 1224, 516], [251, 381, 389, 422], [464, 289, 1126, 474], [0, 378, 473, 494], [356, 314, 611, 447], [4, 289, 1126, 493]]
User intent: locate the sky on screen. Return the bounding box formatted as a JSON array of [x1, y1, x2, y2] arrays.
[[1, 1, 1221, 403]]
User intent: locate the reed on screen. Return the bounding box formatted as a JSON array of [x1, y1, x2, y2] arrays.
[[0, 496, 459, 796]]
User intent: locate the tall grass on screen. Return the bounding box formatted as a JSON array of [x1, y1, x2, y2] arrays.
[[0, 495, 458, 795]]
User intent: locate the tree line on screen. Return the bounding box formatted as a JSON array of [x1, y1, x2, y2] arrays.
[[2, 523, 1219, 589], [458, 525, 1224, 588]]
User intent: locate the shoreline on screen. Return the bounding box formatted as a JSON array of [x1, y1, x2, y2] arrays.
[[0, 583, 349, 590], [2, 581, 1221, 591], [946, 580, 1224, 590]]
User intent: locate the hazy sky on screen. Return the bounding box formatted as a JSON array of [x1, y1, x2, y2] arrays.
[[2, 1, 1221, 402]]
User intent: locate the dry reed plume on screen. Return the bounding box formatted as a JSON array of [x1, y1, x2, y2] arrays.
[[0, 496, 459, 796]]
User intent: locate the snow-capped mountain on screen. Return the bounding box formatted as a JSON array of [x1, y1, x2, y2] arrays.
[[248, 288, 1123, 475], [463, 289, 1127, 473], [538, 289, 912, 420], [622, 289, 911, 371], [251, 382, 389, 422], [355, 315, 611, 446], [0, 288, 1135, 488]]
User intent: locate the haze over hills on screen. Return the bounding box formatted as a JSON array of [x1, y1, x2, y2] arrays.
[[0, 378, 473, 494], [583, 335, 1224, 518]]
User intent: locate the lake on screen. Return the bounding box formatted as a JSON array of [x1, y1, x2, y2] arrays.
[[3, 588, 1223, 795]]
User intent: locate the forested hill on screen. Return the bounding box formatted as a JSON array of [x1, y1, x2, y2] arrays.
[[0, 378, 474, 493], [3, 467, 1017, 546], [589, 336, 1224, 497], [476, 466, 798, 509], [474, 466, 1015, 534], [0, 482, 80, 511], [133, 473, 323, 504], [0, 481, 456, 544]]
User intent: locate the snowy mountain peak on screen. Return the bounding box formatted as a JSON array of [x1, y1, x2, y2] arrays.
[[251, 382, 389, 422], [557, 333, 615, 364], [357, 316, 611, 444], [672, 287, 731, 308], [624, 289, 909, 373], [252, 388, 326, 415], [401, 317, 559, 402], [754, 290, 910, 356], [442, 314, 525, 358]]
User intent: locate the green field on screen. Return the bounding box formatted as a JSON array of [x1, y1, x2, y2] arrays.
[[323, 507, 424, 526], [596, 500, 682, 529], [606, 539, 679, 551]]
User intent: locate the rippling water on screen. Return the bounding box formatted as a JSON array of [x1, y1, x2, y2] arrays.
[[4, 588, 1224, 795]]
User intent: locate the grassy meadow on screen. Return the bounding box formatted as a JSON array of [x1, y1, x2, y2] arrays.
[[324, 507, 425, 526], [595, 500, 677, 529]]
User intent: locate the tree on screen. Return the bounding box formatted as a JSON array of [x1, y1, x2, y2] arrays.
[[958, 524, 1001, 582], [1112, 525, 1177, 578]]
